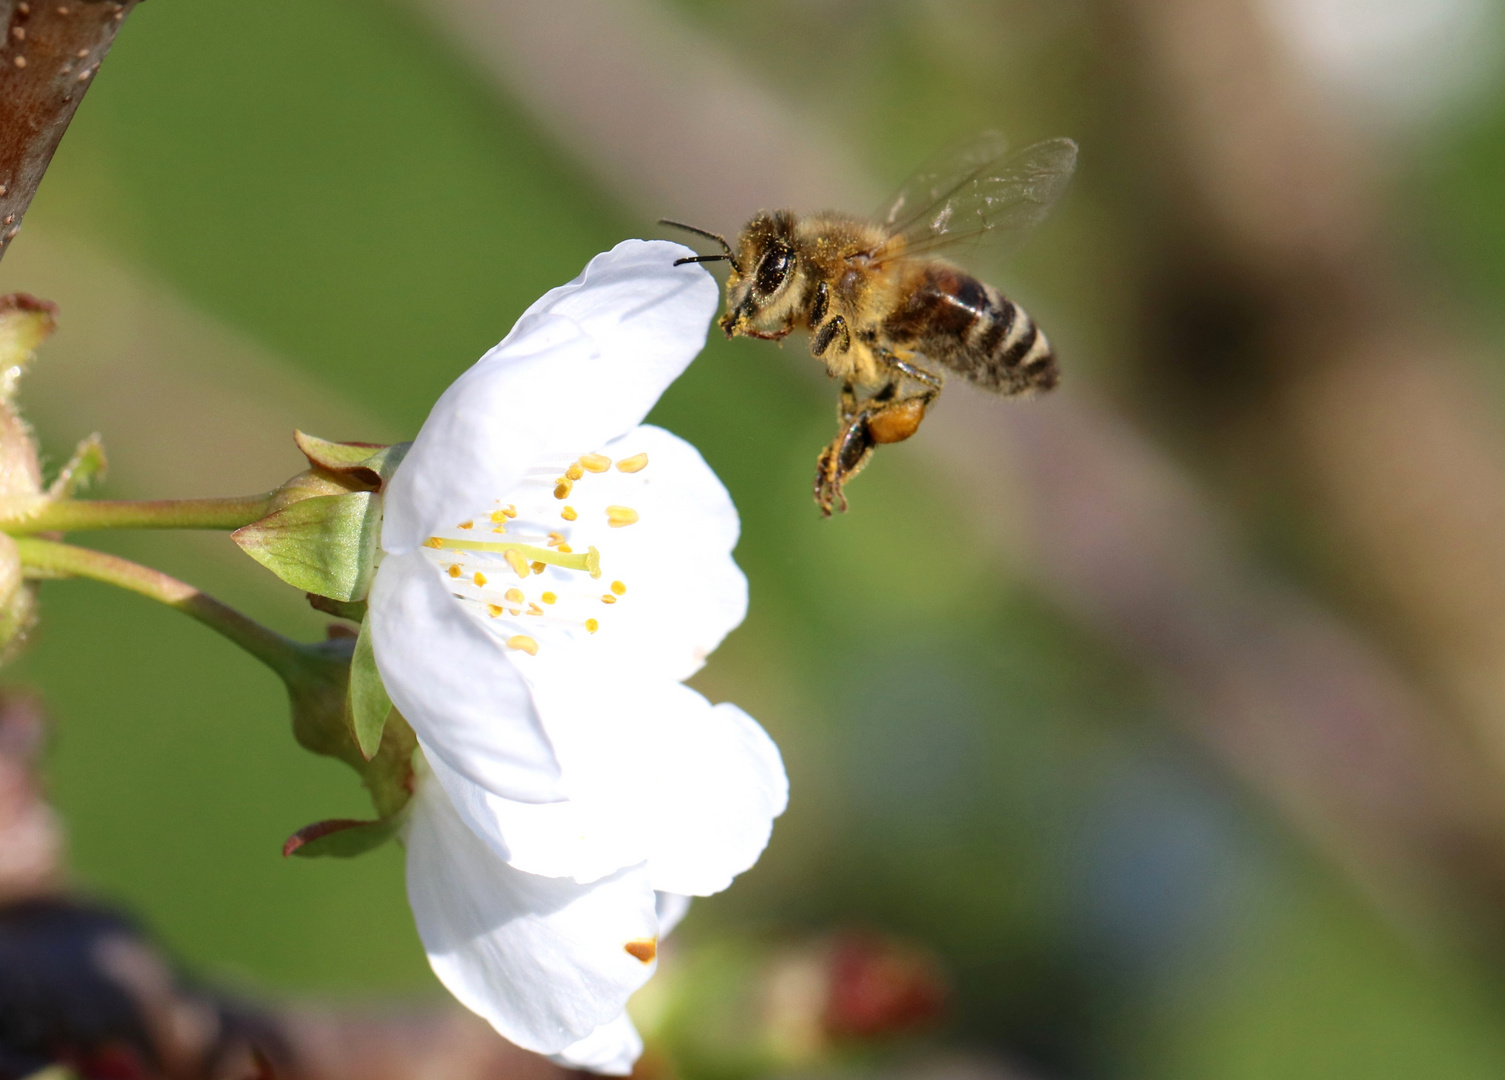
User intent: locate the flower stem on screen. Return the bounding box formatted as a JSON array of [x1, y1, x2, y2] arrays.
[[14, 536, 303, 677], [0, 493, 276, 534]]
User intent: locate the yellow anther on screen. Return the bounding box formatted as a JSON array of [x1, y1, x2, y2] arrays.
[[423, 536, 445, 549], [606, 505, 640, 528], [532, 561, 547, 575], [473, 572, 488, 587], [547, 531, 566, 547], [557, 543, 573, 554], [448, 564, 462, 578], [487, 604, 504, 618], [527, 603, 544, 616], [509, 607, 522, 616], [561, 506, 578, 521], [554, 478, 573, 499], [580, 453, 611, 473], [492, 525, 507, 534], [504, 588, 525, 603], [490, 509, 509, 523], [507, 635, 539, 655], [458, 520, 474, 530], [541, 591, 558, 605], [624, 938, 658, 964], [616, 453, 649, 473], [505, 505, 518, 519], [504, 549, 530, 578], [585, 618, 600, 633], [611, 580, 626, 596], [601, 594, 618, 605], [566, 463, 584, 481]]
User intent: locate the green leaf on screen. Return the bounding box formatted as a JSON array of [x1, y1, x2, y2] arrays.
[[348, 614, 391, 760], [231, 491, 380, 601], [282, 815, 400, 858]]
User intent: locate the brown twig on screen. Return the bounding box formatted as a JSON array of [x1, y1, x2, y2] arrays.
[[0, 0, 141, 264]]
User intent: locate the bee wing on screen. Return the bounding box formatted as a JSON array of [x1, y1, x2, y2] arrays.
[[876, 134, 1078, 260]]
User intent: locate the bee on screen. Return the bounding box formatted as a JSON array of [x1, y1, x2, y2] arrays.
[[663, 132, 1077, 515]]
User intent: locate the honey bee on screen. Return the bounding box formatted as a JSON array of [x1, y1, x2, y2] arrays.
[[663, 132, 1077, 515]]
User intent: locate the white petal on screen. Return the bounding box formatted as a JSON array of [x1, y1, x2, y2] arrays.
[[370, 551, 563, 803], [656, 892, 692, 938], [383, 241, 717, 554], [442, 679, 788, 893], [404, 778, 658, 1055], [550, 1013, 643, 1075], [450, 424, 743, 684], [541, 425, 746, 683]]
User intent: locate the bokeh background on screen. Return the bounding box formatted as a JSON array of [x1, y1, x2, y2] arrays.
[[6, 0, 1505, 1077]]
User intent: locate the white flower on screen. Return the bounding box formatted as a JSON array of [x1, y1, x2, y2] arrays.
[[370, 240, 788, 1071]]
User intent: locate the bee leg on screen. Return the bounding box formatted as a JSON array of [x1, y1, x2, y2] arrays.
[[875, 347, 944, 392], [814, 411, 876, 517], [837, 379, 861, 424], [812, 314, 852, 357]]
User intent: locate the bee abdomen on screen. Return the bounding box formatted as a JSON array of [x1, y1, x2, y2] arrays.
[[883, 266, 1057, 396], [968, 285, 1058, 394]]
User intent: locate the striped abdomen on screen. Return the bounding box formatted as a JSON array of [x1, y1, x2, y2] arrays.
[[880, 263, 1057, 395]]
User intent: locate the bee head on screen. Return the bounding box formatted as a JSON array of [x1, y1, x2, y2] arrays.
[[659, 213, 801, 340], [718, 212, 799, 339]]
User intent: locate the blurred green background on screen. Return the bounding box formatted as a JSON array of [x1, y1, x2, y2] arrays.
[[7, 1, 1505, 1077]]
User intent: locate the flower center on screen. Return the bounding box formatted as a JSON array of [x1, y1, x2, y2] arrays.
[[417, 448, 650, 655]]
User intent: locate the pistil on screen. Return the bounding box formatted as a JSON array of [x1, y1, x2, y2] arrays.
[[424, 537, 601, 578]]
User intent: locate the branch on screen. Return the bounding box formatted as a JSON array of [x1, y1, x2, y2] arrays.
[[0, 0, 142, 265]]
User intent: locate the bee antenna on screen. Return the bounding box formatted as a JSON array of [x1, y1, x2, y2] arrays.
[[659, 218, 735, 258], [673, 254, 732, 267]]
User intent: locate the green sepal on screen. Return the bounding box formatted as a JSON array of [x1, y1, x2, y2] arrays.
[[348, 614, 392, 760], [232, 491, 380, 602], [294, 431, 410, 490], [282, 814, 401, 858]]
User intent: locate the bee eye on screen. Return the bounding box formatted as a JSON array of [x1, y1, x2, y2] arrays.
[[755, 243, 795, 297]]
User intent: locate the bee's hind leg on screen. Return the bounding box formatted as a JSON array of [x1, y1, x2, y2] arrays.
[[814, 411, 876, 517]]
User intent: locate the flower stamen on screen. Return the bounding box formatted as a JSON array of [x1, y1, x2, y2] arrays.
[[616, 453, 649, 473], [427, 537, 602, 578]]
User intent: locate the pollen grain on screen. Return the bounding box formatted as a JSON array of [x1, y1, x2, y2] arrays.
[[624, 938, 657, 964]]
